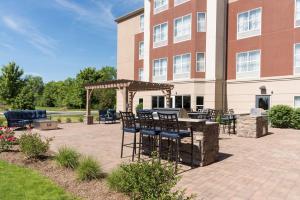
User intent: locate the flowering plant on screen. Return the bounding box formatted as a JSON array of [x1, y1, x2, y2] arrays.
[[0, 127, 17, 152]]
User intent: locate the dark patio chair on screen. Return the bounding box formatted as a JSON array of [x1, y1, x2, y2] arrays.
[[99, 110, 107, 124], [137, 111, 160, 160], [157, 112, 194, 172], [120, 111, 140, 161]]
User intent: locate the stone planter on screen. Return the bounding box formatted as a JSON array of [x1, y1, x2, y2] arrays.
[[236, 115, 268, 138]]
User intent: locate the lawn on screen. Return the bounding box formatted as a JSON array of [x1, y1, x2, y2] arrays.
[[0, 160, 78, 200]]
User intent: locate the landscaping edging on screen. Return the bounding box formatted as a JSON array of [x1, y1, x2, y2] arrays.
[[0, 151, 127, 200]]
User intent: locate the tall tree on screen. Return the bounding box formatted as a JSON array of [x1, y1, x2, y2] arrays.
[[23, 75, 44, 105], [0, 62, 24, 104]]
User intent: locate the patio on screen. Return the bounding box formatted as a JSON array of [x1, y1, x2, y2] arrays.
[[36, 123, 300, 200]]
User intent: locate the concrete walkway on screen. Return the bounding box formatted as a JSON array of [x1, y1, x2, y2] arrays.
[[35, 123, 300, 200]]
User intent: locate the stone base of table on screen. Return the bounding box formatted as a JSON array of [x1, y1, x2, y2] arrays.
[[141, 123, 219, 167], [33, 120, 58, 130], [236, 115, 268, 138]]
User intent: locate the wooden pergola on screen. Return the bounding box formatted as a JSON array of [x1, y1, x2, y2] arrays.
[[84, 79, 174, 124]]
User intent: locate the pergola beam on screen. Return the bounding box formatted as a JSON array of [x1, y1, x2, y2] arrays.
[[84, 79, 174, 124]]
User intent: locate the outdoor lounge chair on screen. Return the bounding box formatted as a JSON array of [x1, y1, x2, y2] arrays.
[[4, 110, 47, 128], [99, 109, 117, 124]]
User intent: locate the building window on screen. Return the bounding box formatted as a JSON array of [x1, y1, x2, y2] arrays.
[[295, 96, 300, 108], [196, 96, 204, 111], [197, 12, 206, 32], [237, 8, 261, 40], [175, 96, 191, 110], [139, 41, 144, 60], [153, 58, 167, 82], [154, 0, 168, 14], [296, 0, 300, 27], [140, 14, 144, 32], [152, 96, 165, 108], [174, 14, 191, 43], [174, 0, 190, 6], [236, 50, 260, 79], [196, 52, 205, 72], [153, 22, 168, 48], [295, 44, 300, 74], [173, 53, 191, 80], [139, 98, 143, 105], [138, 68, 144, 81]]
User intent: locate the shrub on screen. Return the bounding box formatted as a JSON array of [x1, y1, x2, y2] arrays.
[[57, 118, 62, 123], [268, 105, 294, 128], [0, 118, 5, 126], [78, 117, 84, 123], [136, 103, 143, 112], [107, 157, 194, 200], [291, 108, 300, 129], [19, 132, 51, 159], [55, 147, 80, 169], [66, 118, 72, 123], [76, 156, 101, 181], [0, 127, 17, 152]]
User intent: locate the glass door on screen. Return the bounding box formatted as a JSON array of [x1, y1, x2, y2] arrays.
[[255, 95, 270, 110]]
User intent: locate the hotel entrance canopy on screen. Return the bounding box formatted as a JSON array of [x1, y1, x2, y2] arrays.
[[84, 79, 174, 123]]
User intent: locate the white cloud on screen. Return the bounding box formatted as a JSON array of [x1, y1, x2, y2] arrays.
[[2, 16, 57, 57], [54, 0, 116, 29]]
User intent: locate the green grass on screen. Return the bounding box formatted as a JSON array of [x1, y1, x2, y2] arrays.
[[0, 160, 78, 200], [50, 115, 98, 123]]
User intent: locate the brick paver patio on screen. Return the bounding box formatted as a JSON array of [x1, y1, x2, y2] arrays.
[[36, 123, 300, 200]]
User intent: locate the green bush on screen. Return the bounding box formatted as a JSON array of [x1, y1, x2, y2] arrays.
[[291, 108, 300, 129], [0, 118, 5, 126], [78, 117, 84, 123], [76, 156, 101, 181], [136, 103, 143, 112], [66, 118, 72, 123], [57, 118, 62, 123], [19, 133, 51, 159], [107, 157, 194, 200], [55, 147, 80, 169], [268, 105, 293, 128]]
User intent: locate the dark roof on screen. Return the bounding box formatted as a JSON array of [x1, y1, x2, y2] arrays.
[[85, 79, 174, 91], [115, 8, 144, 23]]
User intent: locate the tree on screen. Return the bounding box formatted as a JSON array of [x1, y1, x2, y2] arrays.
[[41, 81, 64, 107], [0, 62, 24, 104], [12, 85, 35, 110], [23, 75, 44, 106]]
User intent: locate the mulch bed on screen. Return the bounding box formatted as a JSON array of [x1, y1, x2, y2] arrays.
[[0, 149, 127, 200]]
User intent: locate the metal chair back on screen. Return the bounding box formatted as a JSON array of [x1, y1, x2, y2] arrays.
[[137, 111, 155, 130], [157, 112, 180, 133], [120, 111, 136, 130]]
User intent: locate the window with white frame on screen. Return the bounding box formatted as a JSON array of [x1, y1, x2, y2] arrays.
[[153, 58, 167, 82], [196, 96, 204, 110], [174, 14, 191, 43], [296, 0, 300, 27], [152, 96, 165, 108], [140, 14, 144, 32], [295, 96, 300, 108], [138, 68, 144, 81], [295, 44, 300, 74], [173, 54, 191, 80], [139, 41, 144, 60], [153, 23, 168, 48], [237, 8, 261, 40], [174, 0, 190, 6], [154, 0, 168, 14], [236, 50, 260, 79], [197, 12, 206, 32], [196, 52, 205, 72]]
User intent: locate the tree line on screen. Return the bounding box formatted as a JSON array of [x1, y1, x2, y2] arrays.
[[0, 62, 116, 110]]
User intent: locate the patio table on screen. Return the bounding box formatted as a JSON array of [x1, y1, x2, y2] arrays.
[[139, 117, 219, 167]]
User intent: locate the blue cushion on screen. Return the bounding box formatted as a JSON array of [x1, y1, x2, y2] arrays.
[[160, 130, 191, 139], [123, 127, 140, 133], [140, 128, 159, 136]]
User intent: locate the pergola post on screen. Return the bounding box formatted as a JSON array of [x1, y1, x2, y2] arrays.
[[165, 89, 172, 108], [128, 91, 136, 112], [85, 89, 93, 125], [122, 87, 128, 112]]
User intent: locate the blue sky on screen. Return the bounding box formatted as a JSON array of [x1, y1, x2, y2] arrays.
[[0, 0, 143, 82]]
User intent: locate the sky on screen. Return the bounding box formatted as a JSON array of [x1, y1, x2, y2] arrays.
[[0, 0, 144, 82]]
